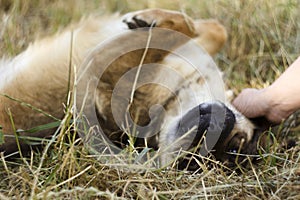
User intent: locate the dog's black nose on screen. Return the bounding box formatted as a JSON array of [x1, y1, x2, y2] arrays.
[[174, 101, 236, 170], [176, 101, 236, 148]]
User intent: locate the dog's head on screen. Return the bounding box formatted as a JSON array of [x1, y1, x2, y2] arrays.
[[166, 102, 270, 170]]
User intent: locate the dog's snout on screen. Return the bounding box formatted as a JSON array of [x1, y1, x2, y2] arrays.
[[175, 101, 236, 150]]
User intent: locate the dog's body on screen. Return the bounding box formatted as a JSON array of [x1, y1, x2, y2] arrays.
[[0, 9, 255, 167]]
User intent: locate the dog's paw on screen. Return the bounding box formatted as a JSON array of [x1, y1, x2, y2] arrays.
[[122, 11, 156, 29], [122, 9, 197, 37]]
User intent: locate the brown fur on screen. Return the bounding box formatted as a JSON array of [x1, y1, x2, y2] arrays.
[[0, 9, 233, 158]]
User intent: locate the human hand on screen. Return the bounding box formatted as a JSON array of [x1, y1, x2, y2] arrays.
[[232, 88, 269, 118], [232, 88, 292, 124]]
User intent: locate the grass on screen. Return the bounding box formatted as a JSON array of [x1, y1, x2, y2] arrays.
[[0, 0, 299, 199]]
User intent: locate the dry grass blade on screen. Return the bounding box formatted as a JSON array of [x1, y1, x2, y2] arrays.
[[0, 0, 299, 199]]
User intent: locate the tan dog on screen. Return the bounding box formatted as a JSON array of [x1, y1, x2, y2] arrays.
[[0, 9, 254, 168]]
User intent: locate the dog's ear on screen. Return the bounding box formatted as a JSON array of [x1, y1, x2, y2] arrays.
[[193, 19, 227, 55]]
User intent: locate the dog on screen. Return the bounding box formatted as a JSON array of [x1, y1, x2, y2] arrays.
[[0, 9, 258, 169]]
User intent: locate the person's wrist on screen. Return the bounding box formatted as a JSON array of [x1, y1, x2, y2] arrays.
[[262, 85, 293, 123], [261, 87, 275, 108]]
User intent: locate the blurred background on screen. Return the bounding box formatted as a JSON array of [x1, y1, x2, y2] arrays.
[[0, 1, 299, 199]]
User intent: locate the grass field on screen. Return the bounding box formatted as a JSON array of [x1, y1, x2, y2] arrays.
[[0, 0, 299, 199]]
